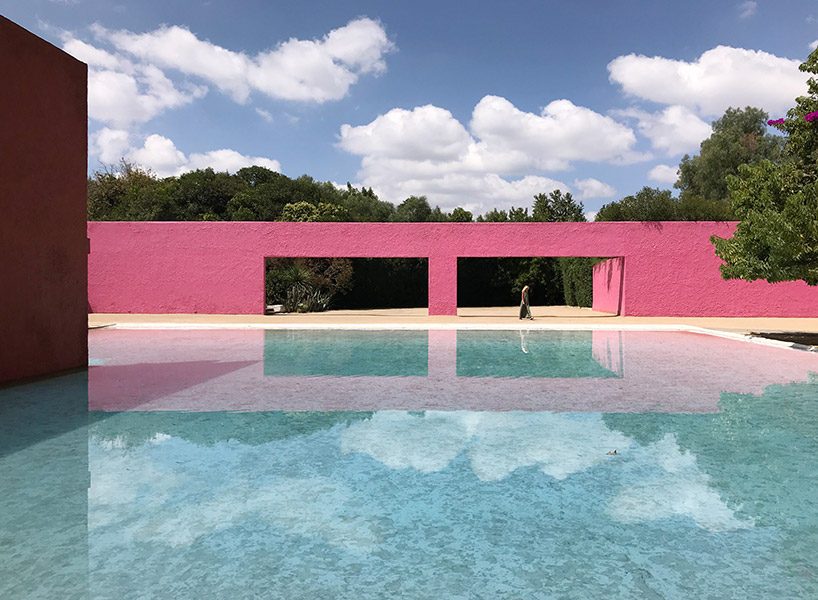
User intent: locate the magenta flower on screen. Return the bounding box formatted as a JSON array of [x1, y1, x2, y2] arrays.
[[805, 111, 818, 122], [767, 118, 785, 126]]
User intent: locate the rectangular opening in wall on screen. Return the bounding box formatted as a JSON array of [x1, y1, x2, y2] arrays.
[[265, 257, 428, 314], [457, 256, 609, 310]]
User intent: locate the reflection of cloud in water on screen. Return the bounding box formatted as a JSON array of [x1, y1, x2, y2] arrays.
[[89, 433, 186, 531], [340, 411, 473, 473], [90, 410, 754, 558], [89, 439, 379, 550], [606, 434, 755, 532], [468, 412, 631, 481], [342, 411, 752, 532], [131, 477, 379, 550], [341, 411, 630, 481]]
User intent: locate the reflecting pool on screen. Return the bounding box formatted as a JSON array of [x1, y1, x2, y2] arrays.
[[2, 329, 818, 599]]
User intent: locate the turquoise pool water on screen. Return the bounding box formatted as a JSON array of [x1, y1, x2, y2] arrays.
[[2, 329, 818, 599]]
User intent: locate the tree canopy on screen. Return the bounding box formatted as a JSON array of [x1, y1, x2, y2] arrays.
[[712, 47, 818, 285], [595, 107, 784, 223], [676, 106, 784, 204], [532, 190, 586, 223], [596, 187, 678, 222]]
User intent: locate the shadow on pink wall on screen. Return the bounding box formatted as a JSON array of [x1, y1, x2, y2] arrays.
[[592, 257, 624, 315]]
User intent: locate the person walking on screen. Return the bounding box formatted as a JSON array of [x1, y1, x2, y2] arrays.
[[519, 285, 533, 320]]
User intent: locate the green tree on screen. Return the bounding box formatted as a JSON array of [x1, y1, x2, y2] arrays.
[[712, 48, 818, 285], [596, 187, 678, 221], [713, 161, 818, 284], [280, 201, 318, 222], [449, 207, 474, 222], [393, 196, 433, 222], [508, 206, 531, 222], [476, 209, 509, 222], [226, 183, 287, 220], [87, 160, 175, 221], [168, 168, 246, 220], [280, 201, 349, 222], [338, 184, 395, 222], [677, 107, 784, 204], [235, 165, 280, 187], [532, 190, 586, 222]]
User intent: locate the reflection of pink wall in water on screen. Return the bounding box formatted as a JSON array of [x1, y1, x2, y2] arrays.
[[89, 329, 818, 414], [591, 330, 623, 376], [428, 329, 457, 379], [88, 221, 818, 317]]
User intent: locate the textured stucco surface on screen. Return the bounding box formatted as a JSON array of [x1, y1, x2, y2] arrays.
[[88, 221, 818, 317], [1, 17, 87, 382]]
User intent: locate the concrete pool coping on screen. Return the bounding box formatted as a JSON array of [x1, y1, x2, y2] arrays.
[[89, 306, 818, 353]]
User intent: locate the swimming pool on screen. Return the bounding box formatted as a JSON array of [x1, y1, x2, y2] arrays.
[[2, 328, 818, 599]]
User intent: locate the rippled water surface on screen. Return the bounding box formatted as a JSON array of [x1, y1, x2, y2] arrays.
[[2, 329, 818, 599]]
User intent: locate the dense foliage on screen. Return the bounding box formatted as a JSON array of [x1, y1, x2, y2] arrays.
[[676, 107, 784, 205], [712, 48, 818, 285], [596, 186, 732, 222], [265, 258, 353, 312]]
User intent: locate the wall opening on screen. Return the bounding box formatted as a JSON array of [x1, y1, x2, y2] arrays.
[[457, 257, 605, 308], [265, 257, 428, 313], [334, 258, 428, 309]]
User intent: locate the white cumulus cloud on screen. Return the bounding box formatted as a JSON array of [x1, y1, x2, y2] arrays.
[[573, 178, 616, 200], [340, 105, 472, 161], [470, 95, 643, 169], [186, 148, 281, 174], [338, 96, 642, 212], [63, 18, 392, 129], [614, 105, 712, 156], [128, 134, 188, 175], [608, 46, 805, 116], [648, 164, 680, 184], [90, 131, 281, 177], [93, 18, 393, 104], [86, 67, 206, 127], [90, 128, 131, 164]]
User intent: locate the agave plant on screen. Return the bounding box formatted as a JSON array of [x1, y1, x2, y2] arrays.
[[266, 257, 353, 312]]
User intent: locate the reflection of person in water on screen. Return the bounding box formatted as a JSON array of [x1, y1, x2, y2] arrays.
[[519, 285, 533, 320], [520, 329, 529, 353]]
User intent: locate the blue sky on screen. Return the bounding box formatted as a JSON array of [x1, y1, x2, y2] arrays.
[[3, 0, 818, 216]]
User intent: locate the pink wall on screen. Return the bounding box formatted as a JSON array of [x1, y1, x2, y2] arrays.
[[592, 257, 624, 314], [1, 17, 87, 383], [88, 221, 818, 317]]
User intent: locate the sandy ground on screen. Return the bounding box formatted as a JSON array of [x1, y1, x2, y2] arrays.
[[88, 305, 818, 335]]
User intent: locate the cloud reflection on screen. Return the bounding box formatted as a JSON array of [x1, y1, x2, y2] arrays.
[[606, 434, 754, 532], [341, 411, 751, 531]]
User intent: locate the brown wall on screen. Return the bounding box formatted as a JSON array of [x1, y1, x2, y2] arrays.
[[0, 16, 87, 382]]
